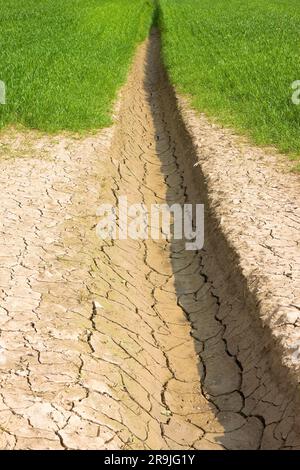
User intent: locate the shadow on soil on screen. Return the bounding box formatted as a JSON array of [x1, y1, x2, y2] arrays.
[[143, 28, 300, 450]]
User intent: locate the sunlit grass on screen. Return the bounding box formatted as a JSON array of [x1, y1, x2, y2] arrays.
[[0, 0, 153, 132], [159, 0, 300, 158]]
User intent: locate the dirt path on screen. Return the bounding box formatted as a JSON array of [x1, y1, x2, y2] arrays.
[[0, 30, 299, 450]]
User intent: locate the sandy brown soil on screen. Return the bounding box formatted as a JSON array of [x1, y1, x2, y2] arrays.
[[0, 30, 300, 450]]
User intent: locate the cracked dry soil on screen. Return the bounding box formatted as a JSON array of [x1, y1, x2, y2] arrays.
[[0, 30, 300, 450]]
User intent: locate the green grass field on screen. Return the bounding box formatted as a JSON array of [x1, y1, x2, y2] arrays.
[[1, 0, 300, 160], [159, 0, 300, 158], [0, 0, 153, 132]]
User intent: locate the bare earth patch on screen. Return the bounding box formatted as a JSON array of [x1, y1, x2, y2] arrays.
[[0, 30, 300, 450]]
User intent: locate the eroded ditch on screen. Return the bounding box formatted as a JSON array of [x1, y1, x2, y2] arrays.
[[90, 30, 300, 449], [0, 29, 300, 450]]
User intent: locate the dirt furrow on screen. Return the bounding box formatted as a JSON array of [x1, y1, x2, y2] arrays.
[[103, 29, 300, 450], [0, 30, 300, 450]]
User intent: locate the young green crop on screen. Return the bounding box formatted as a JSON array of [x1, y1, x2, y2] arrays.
[[159, 0, 300, 159], [0, 0, 153, 132]]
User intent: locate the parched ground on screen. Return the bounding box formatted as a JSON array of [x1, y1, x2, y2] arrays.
[[0, 30, 300, 450]]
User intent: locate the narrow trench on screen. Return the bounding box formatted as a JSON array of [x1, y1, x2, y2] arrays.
[[97, 28, 300, 450]]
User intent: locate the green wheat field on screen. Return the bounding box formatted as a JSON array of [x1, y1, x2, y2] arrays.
[[0, 0, 300, 160]]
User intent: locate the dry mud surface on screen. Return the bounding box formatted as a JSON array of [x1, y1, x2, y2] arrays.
[[0, 30, 300, 450]]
